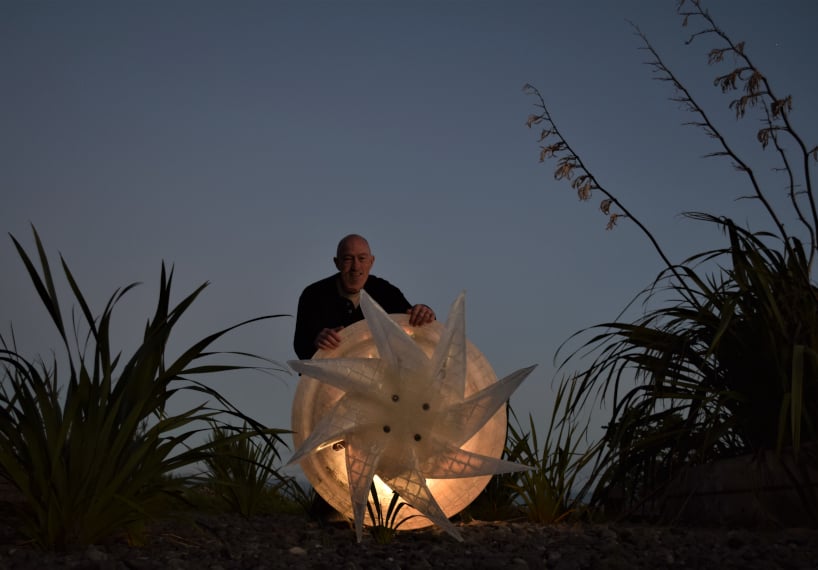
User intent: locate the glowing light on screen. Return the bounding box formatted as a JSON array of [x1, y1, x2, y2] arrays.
[[288, 291, 535, 541]]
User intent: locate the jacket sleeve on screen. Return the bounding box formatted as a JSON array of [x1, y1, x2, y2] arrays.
[[293, 289, 320, 360]]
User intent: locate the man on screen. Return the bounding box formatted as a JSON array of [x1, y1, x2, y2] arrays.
[[294, 234, 436, 359]]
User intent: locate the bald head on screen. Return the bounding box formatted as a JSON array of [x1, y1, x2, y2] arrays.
[[336, 234, 370, 258]]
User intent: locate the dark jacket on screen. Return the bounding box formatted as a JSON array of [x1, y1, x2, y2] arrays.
[[293, 273, 411, 359]]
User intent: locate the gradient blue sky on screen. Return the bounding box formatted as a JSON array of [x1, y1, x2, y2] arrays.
[[3, 1, 817, 455]]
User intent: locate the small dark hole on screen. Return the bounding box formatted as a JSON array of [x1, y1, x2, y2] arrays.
[[383, 425, 391, 433], [414, 434, 422, 442], [422, 403, 430, 411], [391, 394, 400, 402]]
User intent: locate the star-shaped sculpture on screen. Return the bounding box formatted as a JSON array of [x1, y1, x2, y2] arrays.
[[287, 291, 535, 542]]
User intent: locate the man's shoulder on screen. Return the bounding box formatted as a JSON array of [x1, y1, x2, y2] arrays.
[[363, 275, 410, 311], [363, 274, 399, 292], [300, 275, 338, 297]]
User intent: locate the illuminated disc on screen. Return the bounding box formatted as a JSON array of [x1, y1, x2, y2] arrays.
[[291, 314, 506, 530]]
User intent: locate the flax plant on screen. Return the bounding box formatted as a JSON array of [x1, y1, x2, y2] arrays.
[[204, 422, 292, 517], [365, 482, 417, 544], [0, 226, 286, 548], [507, 378, 595, 524], [525, 0, 818, 515]]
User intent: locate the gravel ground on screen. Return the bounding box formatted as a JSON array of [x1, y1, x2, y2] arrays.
[[1, 507, 817, 570]]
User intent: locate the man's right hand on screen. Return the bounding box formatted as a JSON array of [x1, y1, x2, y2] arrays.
[[315, 326, 344, 353]]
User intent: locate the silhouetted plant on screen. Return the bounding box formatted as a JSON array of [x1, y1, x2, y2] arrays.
[[278, 478, 323, 520], [507, 377, 595, 524], [526, 0, 817, 515], [204, 422, 292, 517], [0, 226, 287, 548], [365, 482, 417, 544]]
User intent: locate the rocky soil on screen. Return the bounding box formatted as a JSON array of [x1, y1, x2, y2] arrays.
[[1, 508, 817, 570]]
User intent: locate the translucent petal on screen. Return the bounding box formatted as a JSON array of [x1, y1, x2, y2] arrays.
[[288, 358, 387, 394], [430, 291, 467, 400], [386, 460, 462, 542], [344, 437, 387, 543], [420, 443, 533, 479], [442, 365, 537, 447], [360, 291, 429, 377]]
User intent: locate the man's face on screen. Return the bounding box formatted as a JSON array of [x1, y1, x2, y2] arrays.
[[334, 237, 374, 293]]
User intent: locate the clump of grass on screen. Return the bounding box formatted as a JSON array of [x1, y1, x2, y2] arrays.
[[366, 482, 417, 544], [204, 422, 292, 517], [0, 226, 285, 548], [466, 383, 594, 525], [507, 377, 594, 524]]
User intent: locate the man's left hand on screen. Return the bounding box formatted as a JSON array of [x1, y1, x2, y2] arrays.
[[408, 304, 436, 326]]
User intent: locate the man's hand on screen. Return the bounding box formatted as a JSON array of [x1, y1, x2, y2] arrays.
[[408, 304, 435, 326], [315, 326, 344, 352]]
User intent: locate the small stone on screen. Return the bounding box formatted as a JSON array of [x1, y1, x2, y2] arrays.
[[85, 545, 108, 561], [289, 546, 307, 555]]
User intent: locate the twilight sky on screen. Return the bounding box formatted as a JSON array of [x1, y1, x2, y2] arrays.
[[2, 1, 817, 460]]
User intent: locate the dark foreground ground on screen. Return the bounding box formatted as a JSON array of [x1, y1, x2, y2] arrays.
[[1, 506, 817, 570]]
